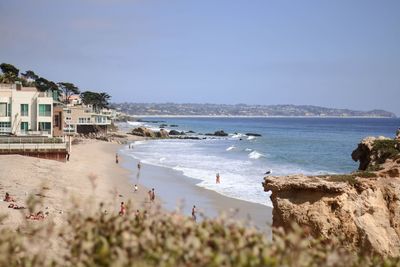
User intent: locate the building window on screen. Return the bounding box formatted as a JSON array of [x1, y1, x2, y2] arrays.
[[39, 104, 51, 116], [0, 122, 11, 133], [0, 122, 11, 128], [66, 117, 71, 121], [78, 117, 90, 123], [0, 103, 11, 117], [20, 104, 29, 116], [21, 122, 29, 131], [54, 115, 59, 127], [38, 122, 51, 131]]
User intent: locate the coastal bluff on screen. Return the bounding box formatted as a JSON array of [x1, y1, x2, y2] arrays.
[[263, 132, 400, 256]]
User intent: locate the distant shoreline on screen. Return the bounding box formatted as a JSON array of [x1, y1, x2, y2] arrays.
[[130, 115, 397, 119]]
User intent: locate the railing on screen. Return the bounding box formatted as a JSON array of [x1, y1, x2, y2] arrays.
[[0, 127, 12, 133], [0, 142, 67, 151], [0, 137, 64, 144]]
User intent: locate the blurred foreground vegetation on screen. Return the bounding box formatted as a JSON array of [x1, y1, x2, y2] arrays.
[[1, 200, 400, 267]]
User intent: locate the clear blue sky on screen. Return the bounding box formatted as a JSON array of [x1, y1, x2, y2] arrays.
[[1, 0, 399, 115]]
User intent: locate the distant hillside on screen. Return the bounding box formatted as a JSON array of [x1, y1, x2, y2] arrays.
[[112, 103, 396, 118]]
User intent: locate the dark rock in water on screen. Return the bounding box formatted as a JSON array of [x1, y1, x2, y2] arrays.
[[187, 130, 195, 133], [205, 130, 228, 136], [131, 127, 169, 138], [169, 124, 178, 127], [160, 124, 168, 128], [246, 133, 262, 137], [206, 130, 228, 137], [169, 130, 185, 136], [131, 127, 156, 137], [156, 129, 169, 138], [214, 130, 228, 137]]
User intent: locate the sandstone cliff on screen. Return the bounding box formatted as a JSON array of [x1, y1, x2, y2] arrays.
[[263, 133, 400, 256]]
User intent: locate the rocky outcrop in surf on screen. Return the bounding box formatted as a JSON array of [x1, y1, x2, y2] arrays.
[[130, 127, 169, 138], [263, 132, 400, 257], [206, 130, 228, 137]]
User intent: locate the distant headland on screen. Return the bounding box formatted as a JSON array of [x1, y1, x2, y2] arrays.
[[112, 103, 397, 118]]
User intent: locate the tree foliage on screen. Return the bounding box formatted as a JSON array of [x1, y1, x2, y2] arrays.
[[58, 82, 80, 103], [0, 63, 19, 83], [81, 91, 111, 111], [21, 70, 39, 81], [35, 77, 59, 92]]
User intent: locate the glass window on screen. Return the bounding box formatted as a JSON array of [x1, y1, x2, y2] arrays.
[[21, 122, 28, 131], [0, 122, 11, 128], [20, 104, 29, 116], [0, 103, 6, 117], [39, 104, 51, 116], [38, 122, 51, 131]]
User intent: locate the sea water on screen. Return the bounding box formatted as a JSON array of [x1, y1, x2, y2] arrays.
[[120, 117, 399, 207]]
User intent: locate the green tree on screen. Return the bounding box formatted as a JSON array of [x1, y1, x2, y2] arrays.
[[81, 91, 111, 111], [21, 70, 39, 81], [58, 82, 80, 104], [0, 63, 19, 83], [21, 70, 39, 86], [35, 77, 58, 91], [35, 77, 60, 101], [98, 92, 111, 109]]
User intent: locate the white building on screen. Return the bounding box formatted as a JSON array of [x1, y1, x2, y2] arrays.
[[0, 84, 54, 137]]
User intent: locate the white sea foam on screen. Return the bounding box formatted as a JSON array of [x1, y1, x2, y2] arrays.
[[247, 136, 256, 140], [248, 151, 265, 159], [226, 145, 235, 151], [231, 133, 246, 139], [121, 138, 332, 208], [127, 121, 144, 127]]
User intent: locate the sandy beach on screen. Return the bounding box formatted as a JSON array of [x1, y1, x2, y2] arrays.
[[0, 137, 149, 230], [0, 137, 272, 236]]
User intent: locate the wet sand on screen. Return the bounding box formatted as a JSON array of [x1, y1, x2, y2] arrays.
[[120, 149, 272, 235]]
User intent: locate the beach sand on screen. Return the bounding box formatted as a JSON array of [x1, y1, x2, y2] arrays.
[[0, 138, 148, 229], [0, 137, 272, 237]]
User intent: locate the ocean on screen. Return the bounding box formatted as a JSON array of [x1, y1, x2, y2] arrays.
[[120, 117, 400, 207]]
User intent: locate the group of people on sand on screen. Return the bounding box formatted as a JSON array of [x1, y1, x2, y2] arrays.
[[3, 192, 46, 220], [119, 202, 148, 219], [4, 192, 25, 209]]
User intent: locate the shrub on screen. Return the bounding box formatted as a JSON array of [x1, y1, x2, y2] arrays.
[[1, 200, 400, 266], [372, 140, 400, 164]]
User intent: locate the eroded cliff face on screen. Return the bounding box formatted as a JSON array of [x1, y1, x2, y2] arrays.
[[263, 134, 400, 256]]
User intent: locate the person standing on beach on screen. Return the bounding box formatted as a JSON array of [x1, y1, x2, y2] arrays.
[[151, 188, 155, 202], [66, 152, 70, 161], [148, 190, 152, 202], [137, 161, 141, 171], [134, 184, 138, 192], [192, 205, 197, 222], [119, 202, 126, 215], [116, 153, 119, 164], [216, 173, 220, 184]]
